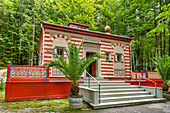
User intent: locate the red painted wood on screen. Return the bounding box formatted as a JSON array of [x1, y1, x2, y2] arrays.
[[92, 61, 96, 77], [5, 81, 83, 101], [7, 61, 11, 82], [125, 80, 163, 88], [47, 67, 49, 82]]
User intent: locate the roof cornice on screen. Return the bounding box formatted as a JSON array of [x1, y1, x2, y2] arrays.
[[40, 22, 133, 42]]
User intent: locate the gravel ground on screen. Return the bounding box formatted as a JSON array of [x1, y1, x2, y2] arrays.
[[72, 102, 170, 113]]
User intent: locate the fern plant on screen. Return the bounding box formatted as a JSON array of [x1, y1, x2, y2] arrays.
[[44, 42, 104, 95], [153, 55, 170, 90]]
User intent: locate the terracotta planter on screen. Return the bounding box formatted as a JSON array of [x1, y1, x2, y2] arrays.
[[69, 94, 83, 108]]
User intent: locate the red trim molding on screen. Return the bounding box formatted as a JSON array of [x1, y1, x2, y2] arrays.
[[41, 22, 132, 42]]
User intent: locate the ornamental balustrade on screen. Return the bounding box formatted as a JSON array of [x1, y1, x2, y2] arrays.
[[131, 69, 161, 80], [6, 61, 49, 82]]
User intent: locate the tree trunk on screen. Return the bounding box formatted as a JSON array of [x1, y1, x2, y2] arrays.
[[160, 33, 162, 57], [19, 0, 23, 64], [154, 3, 158, 56], [31, 0, 35, 66], [163, 28, 166, 55], [31, 14, 35, 66], [148, 51, 152, 70]]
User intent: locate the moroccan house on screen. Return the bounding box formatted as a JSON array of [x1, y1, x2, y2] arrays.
[[38, 21, 132, 79]]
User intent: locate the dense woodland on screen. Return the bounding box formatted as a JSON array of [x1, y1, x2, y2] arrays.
[[0, 0, 169, 71]]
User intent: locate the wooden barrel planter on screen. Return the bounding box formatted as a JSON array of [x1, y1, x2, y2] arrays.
[[69, 94, 83, 108]]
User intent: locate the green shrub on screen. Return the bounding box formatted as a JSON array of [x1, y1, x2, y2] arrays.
[[0, 78, 5, 91]]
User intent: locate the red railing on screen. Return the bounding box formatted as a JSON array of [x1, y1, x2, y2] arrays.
[[125, 68, 163, 88], [5, 61, 83, 101], [6, 61, 49, 82], [131, 68, 161, 81]]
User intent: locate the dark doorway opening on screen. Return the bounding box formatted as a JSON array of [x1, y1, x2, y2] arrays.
[[86, 52, 96, 77]]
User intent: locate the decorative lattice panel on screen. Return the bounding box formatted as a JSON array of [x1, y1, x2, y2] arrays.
[[52, 67, 64, 76], [131, 71, 161, 79], [114, 70, 125, 77], [11, 66, 47, 78]]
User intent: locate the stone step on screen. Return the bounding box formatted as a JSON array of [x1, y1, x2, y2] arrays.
[[88, 86, 139, 89], [83, 77, 104, 80], [100, 95, 155, 103], [82, 80, 125, 83], [79, 83, 130, 86], [82, 79, 109, 82], [101, 88, 145, 93], [100, 91, 151, 98], [90, 98, 166, 109]]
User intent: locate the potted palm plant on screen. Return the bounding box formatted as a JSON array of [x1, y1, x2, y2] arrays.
[[44, 42, 104, 108], [153, 55, 170, 91]]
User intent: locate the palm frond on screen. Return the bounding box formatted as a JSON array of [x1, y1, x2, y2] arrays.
[[44, 41, 106, 86]]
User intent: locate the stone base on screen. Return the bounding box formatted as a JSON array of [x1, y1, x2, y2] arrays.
[[163, 91, 170, 101]]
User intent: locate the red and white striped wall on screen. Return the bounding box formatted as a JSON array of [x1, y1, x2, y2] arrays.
[[100, 40, 114, 76], [124, 44, 130, 77], [41, 31, 130, 78], [70, 36, 83, 58]]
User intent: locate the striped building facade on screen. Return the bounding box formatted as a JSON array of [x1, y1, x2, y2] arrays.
[[38, 22, 132, 80]]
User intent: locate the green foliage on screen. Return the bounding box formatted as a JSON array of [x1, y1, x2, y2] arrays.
[[44, 42, 104, 95], [0, 72, 6, 91], [0, 0, 169, 70], [0, 91, 5, 101], [153, 55, 170, 83]]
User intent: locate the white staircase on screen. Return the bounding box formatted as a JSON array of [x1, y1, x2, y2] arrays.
[[79, 77, 166, 109]]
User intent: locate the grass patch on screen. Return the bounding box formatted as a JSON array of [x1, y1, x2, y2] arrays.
[[59, 107, 82, 112], [0, 91, 5, 101], [0, 91, 91, 112], [2, 99, 69, 109], [0, 97, 92, 112]]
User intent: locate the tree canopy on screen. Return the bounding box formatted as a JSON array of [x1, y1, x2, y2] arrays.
[[0, 0, 169, 71]]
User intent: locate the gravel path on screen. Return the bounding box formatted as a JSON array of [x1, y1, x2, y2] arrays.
[[96, 102, 170, 113], [72, 102, 170, 113]]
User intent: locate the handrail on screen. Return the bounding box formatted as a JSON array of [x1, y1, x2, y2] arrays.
[[137, 74, 157, 98], [86, 70, 101, 103]]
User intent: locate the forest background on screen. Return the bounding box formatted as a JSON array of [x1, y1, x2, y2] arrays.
[[0, 0, 169, 71]]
